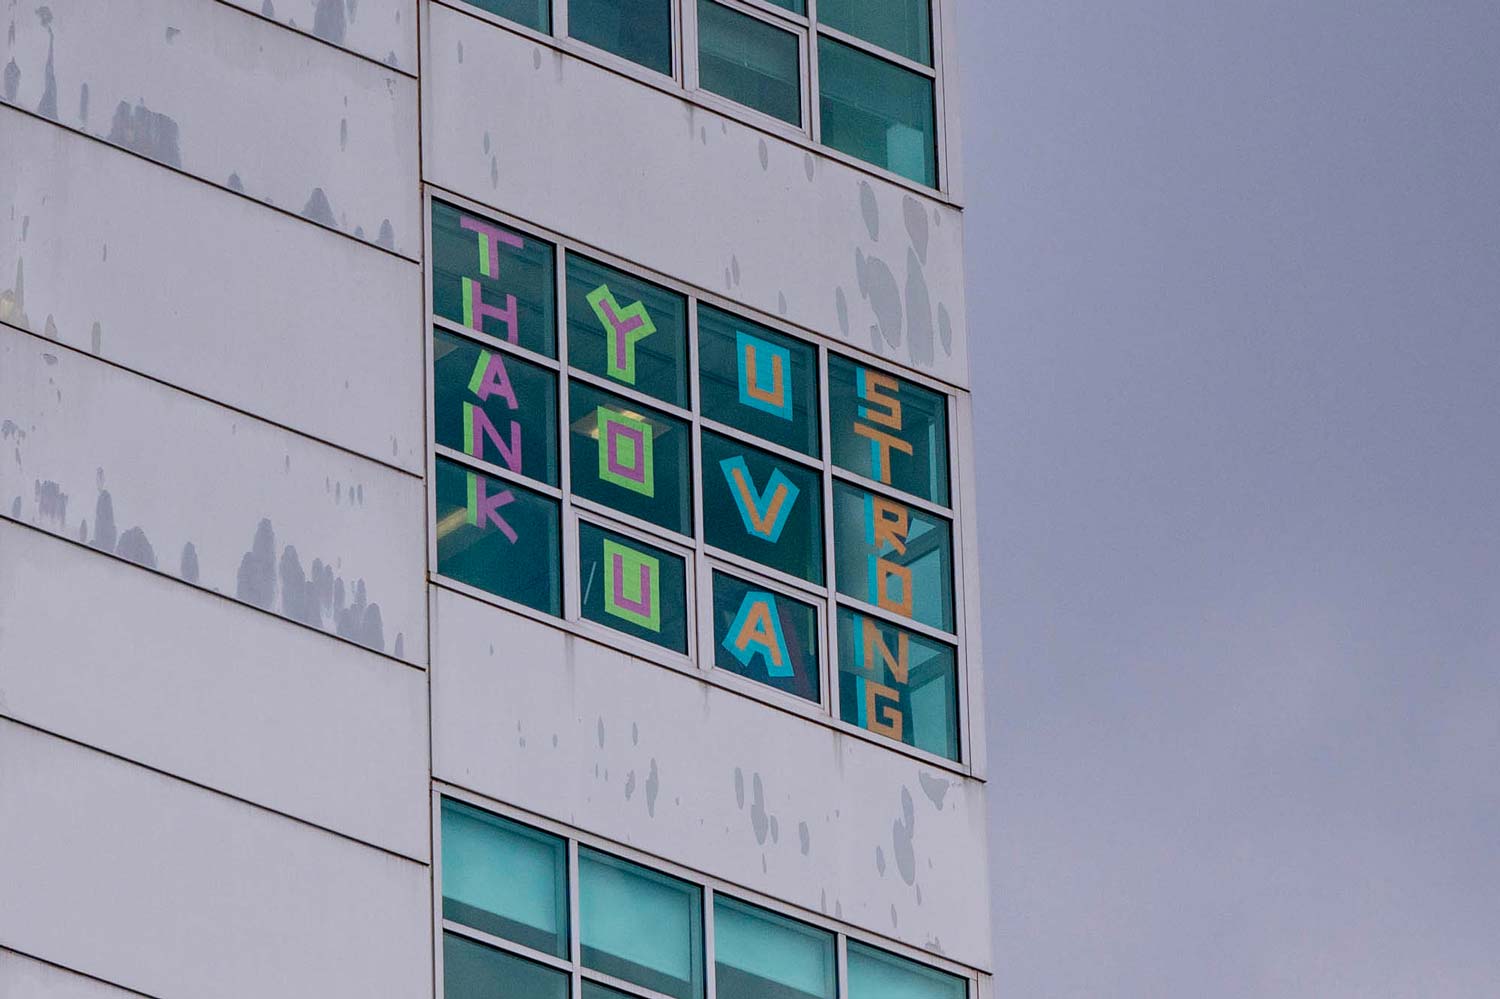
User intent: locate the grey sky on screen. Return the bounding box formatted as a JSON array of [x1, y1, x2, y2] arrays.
[[962, 2, 1500, 995]]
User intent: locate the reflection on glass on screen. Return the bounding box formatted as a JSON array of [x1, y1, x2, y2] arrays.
[[579, 848, 704, 999], [832, 481, 953, 632], [700, 431, 824, 585], [567, 254, 689, 408], [711, 572, 820, 702], [698, 0, 802, 126], [837, 608, 958, 760], [697, 304, 820, 458], [435, 457, 562, 616], [569, 382, 693, 536], [441, 799, 569, 956], [818, 0, 931, 65], [569, 0, 673, 75], [579, 521, 689, 654], [817, 37, 936, 186], [432, 200, 556, 357], [434, 328, 559, 486], [714, 895, 836, 999], [827, 354, 949, 505], [846, 940, 967, 999], [443, 932, 570, 999]]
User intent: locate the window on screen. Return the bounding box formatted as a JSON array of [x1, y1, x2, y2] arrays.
[[438, 799, 972, 999], [697, 0, 802, 126], [817, 36, 937, 187], [579, 849, 705, 999], [579, 520, 690, 653], [836, 608, 958, 761], [847, 940, 967, 999], [458, 0, 551, 34], [569, 0, 674, 75], [711, 570, 820, 703], [441, 797, 569, 956], [714, 895, 836, 999], [818, 0, 932, 66], [429, 199, 965, 763]]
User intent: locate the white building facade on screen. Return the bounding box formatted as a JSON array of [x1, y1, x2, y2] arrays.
[[0, 2, 992, 997]]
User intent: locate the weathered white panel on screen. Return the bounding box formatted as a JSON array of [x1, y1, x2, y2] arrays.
[[221, 0, 418, 72], [423, 3, 970, 387], [0, 110, 423, 473], [0, 328, 427, 664], [0, 722, 432, 999], [0, 950, 148, 999], [0, 520, 430, 860], [0, 0, 419, 256], [431, 588, 993, 971]]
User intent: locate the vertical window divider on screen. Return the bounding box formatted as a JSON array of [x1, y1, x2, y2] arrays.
[[805, 0, 823, 143], [928, 0, 949, 190], [559, 247, 582, 625], [702, 885, 719, 999], [816, 340, 838, 722], [672, 0, 687, 85], [568, 837, 583, 968], [430, 788, 447, 999], [835, 930, 850, 999], [553, 0, 569, 45], [688, 295, 712, 675], [945, 389, 969, 764], [681, 0, 701, 94]]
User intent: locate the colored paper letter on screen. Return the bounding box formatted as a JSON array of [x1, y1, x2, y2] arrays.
[[465, 473, 518, 543], [462, 278, 519, 343], [603, 539, 661, 632], [736, 331, 793, 420], [459, 215, 524, 279], [724, 591, 793, 678], [463, 403, 522, 471], [468, 349, 520, 409], [720, 456, 799, 543], [598, 408, 656, 497], [587, 285, 657, 385]]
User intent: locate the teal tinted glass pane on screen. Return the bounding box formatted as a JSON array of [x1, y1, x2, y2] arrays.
[[714, 895, 835, 999], [817, 37, 936, 186], [579, 849, 704, 999], [767, 0, 804, 12], [568, 0, 672, 75], [828, 355, 949, 505], [837, 608, 958, 760], [698, 1, 802, 126], [847, 941, 967, 999], [819, 0, 931, 65], [832, 481, 953, 632], [566, 254, 689, 408], [579, 522, 689, 654], [456, 0, 549, 33], [436, 457, 562, 615], [432, 200, 556, 357], [434, 329, 559, 486], [441, 799, 569, 956], [443, 932, 569, 999], [697, 304, 819, 457], [569, 382, 692, 536], [711, 572, 820, 703], [700, 431, 824, 585]]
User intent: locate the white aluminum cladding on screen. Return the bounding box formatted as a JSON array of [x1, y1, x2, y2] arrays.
[[423, 3, 971, 387], [0, 521, 432, 861], [0, 111, 425, 473], [0, 327, 428, 665], [0, 0, 420, 255], [0, 720, 433, 999], [432, 590, 992, 972], [220, 0, 419, 71]]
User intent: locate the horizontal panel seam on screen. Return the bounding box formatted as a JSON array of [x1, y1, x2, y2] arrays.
[[0, 104, 422, 264], [0, 715, 432, 866], [205, 0, 420, 80], [0, 945, 161, 998]]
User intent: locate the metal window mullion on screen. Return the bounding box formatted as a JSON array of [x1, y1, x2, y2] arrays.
[[554, 0, 568, 41], [816, 340, 839, 718], [806, 0, 822, 142], [430, 790, 447, 999], [682, 0, 700, 93], [688, 294, 713, 674], [568, 366, 695, 423], [928, 0, 949, 190], [435, 444, 564, 498], [558, 248, 581, 624], [832, 593, 957, 646], [945, 388, 970, 764], [432, 314, 564, 373], [568, 837, 582, 968], [827, 466, 954, 521], [835, 932, 850, 999], [672, 0, 686, 84], [703, 885, 718, 999], [442, 921, 578, 974], [698, 417, 823, 471], [423, 193, 442, 581], [814, 23, 938, 77]]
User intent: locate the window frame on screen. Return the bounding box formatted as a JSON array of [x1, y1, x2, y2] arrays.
[[432, 789, 982, 999], [432, 0, 953, 198], [423, 189, 973, 777]]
